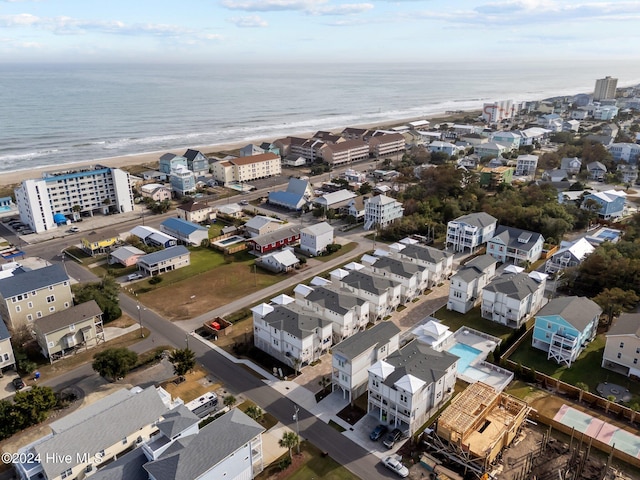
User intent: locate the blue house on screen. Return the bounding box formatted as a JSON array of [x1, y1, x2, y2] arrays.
[[581, 189, 626, 220], [183, 149, 210, 176], [268, 178, 313, 211], [159, 153, 188, 174], [160, 217, 209, 246], [532, 296, 602, 367]]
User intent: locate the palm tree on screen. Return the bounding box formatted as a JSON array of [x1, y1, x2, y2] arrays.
[[245, 405, 263, 423], [318, 375, 331, 393], [223, 394, 237, 408], [576, 382, 589, 403], [279, 431, 299, 460]]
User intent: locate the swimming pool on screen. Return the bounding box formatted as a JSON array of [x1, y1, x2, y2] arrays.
[[212, 235, 246, 248], [446, 342, 482, 373], [0, 206, 10, 213]]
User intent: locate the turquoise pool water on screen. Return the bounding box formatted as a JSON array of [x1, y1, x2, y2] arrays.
[[0, 206, 10, 212], [447, 342, 482, 372]]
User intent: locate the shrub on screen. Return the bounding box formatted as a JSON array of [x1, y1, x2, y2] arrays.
[[278, 457, 292, 471], [149, 276, 163, 285]]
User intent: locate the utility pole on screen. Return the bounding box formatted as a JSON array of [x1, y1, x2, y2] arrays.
[[293, 405, 301, 455]]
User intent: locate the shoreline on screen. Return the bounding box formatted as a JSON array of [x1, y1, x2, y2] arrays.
[[0, 110, 474, 186]]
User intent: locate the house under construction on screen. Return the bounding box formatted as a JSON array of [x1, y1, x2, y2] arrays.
[[430, 382, 531, 476]]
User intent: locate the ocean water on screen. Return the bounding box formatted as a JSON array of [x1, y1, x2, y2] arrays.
[[2, 61, 640, 176]]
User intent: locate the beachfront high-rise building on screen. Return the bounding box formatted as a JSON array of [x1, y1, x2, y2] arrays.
[[593, 76, 618, 101], [481, 100, 515, 124], [14, 165, 134, 233]]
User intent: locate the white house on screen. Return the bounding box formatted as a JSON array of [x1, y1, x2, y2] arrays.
[[363, 194, 404, 231], [481, 271, 547, 328], [137, 246, 191, 276], [363, 255, 429, 303], [0, 321, 15, 372], [332, 321, 400, 403], [160, 217, 209, 246], [176, 201, 215, 223], [367, 340, 458, 436], [544, 237, 594, 274], [294, 283, 370, 342], [411, 319, 454, 351], [389, 238, 454, 287], [252, 301, 332, 369], [608, 142, 640, 163], [514, 154, 539, 177], [130, 225, 177, 249], [486, 226, 544, 265], [602, 313, 640, 377], [447, 254, 497, 314], [446, 212, 497, 253], [299, 222, 334, 256], [257, 249, 300, 273], [427, 141, 462, 157], [244, 215, 285, 238], [490, 131, 521, 151]]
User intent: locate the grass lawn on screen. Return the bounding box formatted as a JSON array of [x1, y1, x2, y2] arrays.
[[508, 332, 640, 404], [160, 366, 221, 403], [434, 306, 513, 341], [237, 400, 279, 430], [313, 242, 358, 262]]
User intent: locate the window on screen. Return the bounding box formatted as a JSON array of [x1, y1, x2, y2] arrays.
[[122, 437, 128, 445], [400, 394, 407, 403], [372, 379, 379, 388], [70, 325, 75, 331], [36, 311, 42, 318], [620, 342, 625, 348], [27, 314, 33, 321], [617, 353, 622, 359], [49, 307, 55, 312], [48, 342, 54, 347], [15, 305, 21, 313], [46, 295, 55, 303], [27, 302, 33, 309], [61, 468, 73, 479], [64, 302, 69, 308], [272, 339, 278, 347], [3, 353, 8, 361], [634, 359, 638, 365]]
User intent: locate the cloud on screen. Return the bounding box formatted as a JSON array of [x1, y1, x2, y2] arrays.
[[310, 3, 373, 15], [229, 15, 268, 27], [221, 0, 326, 11]]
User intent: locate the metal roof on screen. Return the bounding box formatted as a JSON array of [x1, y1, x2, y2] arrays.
[[0, 263, 69, 299], [139, 245, 190, 265]]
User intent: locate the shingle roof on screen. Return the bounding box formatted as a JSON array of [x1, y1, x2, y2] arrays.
[[143, 409, 265, 480], [157, 405, 200, 439], [341, 270, 399, 296], [451, 212, 497, 228], [608, 312, 640, 337], [484, 272, 540, 300], [34, 387, 169, 480], [33, 300, 102, 334], [0, 264, 69, 299], [262, 303, 331, 339], [384, 340, 457, 386], [371, 256, 421, 278], [177, 201, 211, 213], [489, 225, 544, 253], [0, 319, 10, 340], [89, 448, 149, 480], [304, 285, 366, 317], [245, 215, 282, 230], [250, 226, 300, 247], [301, 221, 333, 236], [183, 149, 206, 161], [110, 246, 145, 263], [536, 296, 602, 331], [333, 321, 400, 360], [396, 244, 452, 264], [139, 245, 190, 265]]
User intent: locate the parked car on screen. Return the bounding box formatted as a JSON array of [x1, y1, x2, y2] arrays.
[[68, 226, 80, 233], [12, 377, 25, 390], [381, 455, 409, 478], [21, 229, 35, 235], [369, 424, 388, 441], [382, 428, 403, 449], [239, 200, 249, 206], [127, 273, 143, 281]]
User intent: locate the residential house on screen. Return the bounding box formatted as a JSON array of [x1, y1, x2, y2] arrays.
[[216, 203, 244, 218], [363, 255, 429, 303], [517, 127, 550, 146], [183, 149, 210, 176], [363, 194, 404, 231], [160, 217, 209, 246], [252, 301, 332, 369], [330, 268, 402, 322], [140, 183, 172, 202], [268, 178, 314, 211], [211, 153, 281, 186], [602, 313, 640, 377], [244, 215, 285, 238], [447, 254, 497, 314], [582, 189, 626, 220], [544, 237, 595, 274], [257, 249, 300, 273], [479, 166, 514, 189], [320, 140, 369, 166], [341, 127, 369, 140], [170, 166, 196, 197], [240, 143, 265, 157], [14, 386, 179, 480], [141, 171, 168, 182], [0, 264, 72, 332], [586, 161, 607, 181], [313, 189, 357, 211], [294, 283, 370, 342], [591, 104, 618, 121], [560, 157, 582, 176], [446, 212, 498, 253], [532, 296, 602, 367], [617, 164, 639, 184], [481, 272, 547, 328], [475, 142, 509, 159], [487, 226, 544, 265], [368, 133, 406, 157], [33, 300, 104, 360], [389, 239, 454, 287], [515, 154, 539, 177], [459, 133, 488, 146], [273, 136, 306, 158], [344, 196, 366, 222], [80, 236, 119, 257], [299, 222, 334, 256], [563, 120, 580, 132], [246, 226, 301, 254], [367, 340, 458, 435], [411, 319, 453, 351], [137, 245, 191, 276], [332, 322, 400, 403], [129, 225, 177, 249], [109, 245, 146, 267], [490, 131, 521, 150], [0, 320, 15, 372], [176, 201, 215, 223], [537, 113, 563, 132], [608, 143, 640, 163], [159, 153, 187, 174], [426, 141, 461, 157], [570, 109, 589, 120]]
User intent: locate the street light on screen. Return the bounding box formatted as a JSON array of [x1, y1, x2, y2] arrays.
[[292, 405, 301, 455], [135, 295, 144, 338]]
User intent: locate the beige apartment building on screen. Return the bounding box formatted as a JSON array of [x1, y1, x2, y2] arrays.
[[210, 152, 281, 186], [368, 133, 406, 158], [321, 140, 369, 166], [0, 264, 72, 332]]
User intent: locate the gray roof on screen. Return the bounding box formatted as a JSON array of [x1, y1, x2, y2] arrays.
[[34, 387, 169, 480], [397, 244, 452, 264], [451, 212, 497, 228], [484, 272, 540, 300], [333, 321, 400, 360], [536, 296, 602, 331], [157, 405, 200, 439], [33, 300, 102, 335], [454, 254, 496, 282], [489, 225, 544, 253], [304, 285, 365, 316], [341, 270, 399, 296], [301, 221, 333, 236], [0, 264, 69, 299], [608, 313, 640, 337], [384, 340, 457, 386], [89, 448, 149, 480], [250, 225, 300, 247], [143, 409, 265, 480], [139, 245, 190, 265], [263, 303, 332, 339], [0, 318, 10, 340], [371, 256, 422, 279], [110, 246, 145, 263]]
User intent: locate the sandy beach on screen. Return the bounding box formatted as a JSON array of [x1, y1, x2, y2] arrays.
[[1, 111, 477, 187]]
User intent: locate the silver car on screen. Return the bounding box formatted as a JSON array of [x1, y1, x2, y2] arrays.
[[382, 455, 409, 478]]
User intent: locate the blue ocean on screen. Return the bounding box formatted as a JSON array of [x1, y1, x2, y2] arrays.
[[2, 61, 640, 175]]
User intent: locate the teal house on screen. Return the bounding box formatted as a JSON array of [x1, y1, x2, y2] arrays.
[[532, 296, 602, 367]]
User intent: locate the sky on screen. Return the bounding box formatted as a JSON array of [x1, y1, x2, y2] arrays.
[[1, 0, 640, 63]]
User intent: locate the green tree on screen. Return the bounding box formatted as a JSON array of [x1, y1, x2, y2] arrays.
[[576, 382, 589, 403], [169, 348, 196, 379], [593, 288, 640, 327], [92, 348, 138, 381], [279, 431, 300, 460], [13, 385, 57, 428], [73, 277, 122, 322], [318, 375, 331, 393], [358, 182, 373, 195], [223, 394, 237, 407], [0, 399, 17, 440], [245, 405, 263, 423], [630, 402, 640, 424]]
